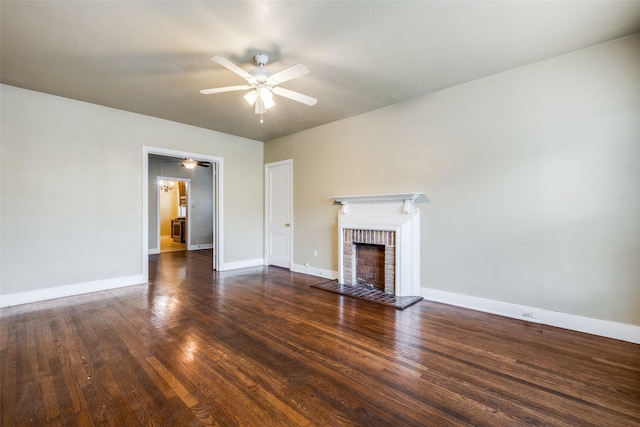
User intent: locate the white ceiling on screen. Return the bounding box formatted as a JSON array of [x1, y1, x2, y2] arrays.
[[2, 1, 640, 142]]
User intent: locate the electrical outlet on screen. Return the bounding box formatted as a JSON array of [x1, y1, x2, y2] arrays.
[[313, 250, 318, 257]]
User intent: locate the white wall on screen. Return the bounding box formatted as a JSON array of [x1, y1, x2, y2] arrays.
[[265, 34, 640, 328], [0, 85, 264, 300]]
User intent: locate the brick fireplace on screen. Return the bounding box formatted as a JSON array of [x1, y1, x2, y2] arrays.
[[343, 229, 395, 293], [331, 193, 427, 297]]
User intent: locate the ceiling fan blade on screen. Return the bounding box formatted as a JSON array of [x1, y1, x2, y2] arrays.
[[272, 87, 317, 106], [200, 85, 251, 95], [212, 56, 253, 80], [269, 63, 310, 84], [197, 162, 211, 167]]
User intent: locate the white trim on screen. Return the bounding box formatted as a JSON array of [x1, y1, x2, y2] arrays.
[[150, 245, 212, 253], [291, 263, 339, 281], [0, 275, 145, 307], [188, 243, 214, 251], [330, 192, 429, 205], [143, 146, 224, 277], [220, 258, 265, 271], [142, 152, 150, 281], [216, 160, 224, 270], [422, 287, 640, 344]]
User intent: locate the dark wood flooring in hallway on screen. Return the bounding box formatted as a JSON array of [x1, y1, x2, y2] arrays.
[[1, 249, 639, 426]]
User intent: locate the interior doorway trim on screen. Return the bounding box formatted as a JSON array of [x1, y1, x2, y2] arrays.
[[142, 146, 223, 281]]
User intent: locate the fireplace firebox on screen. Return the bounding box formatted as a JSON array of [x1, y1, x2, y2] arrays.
[[355, 243, 386, 291]]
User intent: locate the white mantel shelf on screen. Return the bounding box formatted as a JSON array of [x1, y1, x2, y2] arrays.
[[330, 192, 430, 205]]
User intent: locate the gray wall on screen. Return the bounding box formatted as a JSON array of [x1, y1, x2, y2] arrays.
[[1, 84, 263, 296], [265, 34, 640, 326]]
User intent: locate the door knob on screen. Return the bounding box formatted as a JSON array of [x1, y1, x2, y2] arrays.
[[285, 223, 290, 227]]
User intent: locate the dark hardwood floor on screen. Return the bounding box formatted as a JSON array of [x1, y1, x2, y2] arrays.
[[1, 249, 639, 426]]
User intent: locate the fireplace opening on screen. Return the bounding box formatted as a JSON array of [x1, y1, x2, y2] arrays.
[[343, 229, 396, 294], [355, 244, 385, 292]]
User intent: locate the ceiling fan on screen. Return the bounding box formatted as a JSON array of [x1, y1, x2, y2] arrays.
[[165, 158, 211, 169], [181, 158, 210, 169], [200, 53, 317, 122]]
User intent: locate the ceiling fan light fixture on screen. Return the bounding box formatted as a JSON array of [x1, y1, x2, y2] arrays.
[[245, 88, 274, 110], [254, 97, 267, 114], [183, 158, 198, 170], [263, 97, 275, 109], [260, 88, 275, 109], [244, 90, 258, 106]]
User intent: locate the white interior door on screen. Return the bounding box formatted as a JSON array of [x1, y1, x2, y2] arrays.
[[265, 160, 292, 268]]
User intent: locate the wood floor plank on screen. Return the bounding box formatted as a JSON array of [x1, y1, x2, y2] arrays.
[[1, 249, 639, 426]]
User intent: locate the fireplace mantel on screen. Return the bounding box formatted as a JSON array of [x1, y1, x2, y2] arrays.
[[330, 192, 429, 204], [330, 192, 429, 215], [333, 193, 427, 297]]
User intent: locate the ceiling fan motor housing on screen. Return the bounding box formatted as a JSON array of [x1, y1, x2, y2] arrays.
[[249, 68, 273, 84], [254, 53, 269, 67]]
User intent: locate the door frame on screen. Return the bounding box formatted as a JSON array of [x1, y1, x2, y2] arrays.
[[264, 159, 293, 268], [142, 146, 223, 281]]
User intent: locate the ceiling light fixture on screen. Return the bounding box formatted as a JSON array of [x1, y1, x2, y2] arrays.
[[159, 180, 175, 193], [244, 86, 275, 123], [201, 53, 317, 125], [183, 158, 198, 169]]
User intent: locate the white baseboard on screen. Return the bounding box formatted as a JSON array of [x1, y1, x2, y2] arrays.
[[149, 244, 212, 254], [422, 288, 640, 344], [219, 258, 265, 271], [188, 243, 213, 251], [291, 263, 339, 281], [6, 272, 634, 344], [0, 275, 146, 308]]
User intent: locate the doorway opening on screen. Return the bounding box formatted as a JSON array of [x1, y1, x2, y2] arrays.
[[158, 178, 189, 253], [142, 146, 224, 281]]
